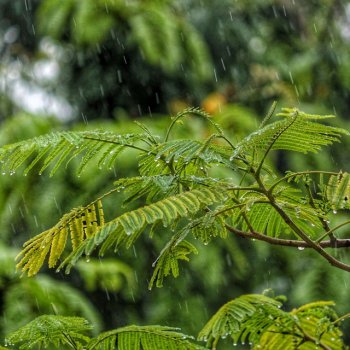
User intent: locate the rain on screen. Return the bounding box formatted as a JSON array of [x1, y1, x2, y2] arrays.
[[1, 0, 350, 349]]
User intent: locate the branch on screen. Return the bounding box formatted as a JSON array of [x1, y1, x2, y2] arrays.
[[268, 200, 350, 272], [225, 224, 350, 249], [253, 173, 350, 272]]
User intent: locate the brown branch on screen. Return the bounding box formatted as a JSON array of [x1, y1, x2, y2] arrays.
[[225, 224, 350, 248], [252, 174, 350, 273], [269, 200, 350, 272]]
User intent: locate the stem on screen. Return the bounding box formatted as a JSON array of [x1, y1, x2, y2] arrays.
[[62, 333, 79, 350], [256, 110, 298, 176], [164, 108, 223, 142], [254, 170, 350, 272], [216, 134, 236, 150], [259, 100, 277, 128], [268, 171, 338, 194], [225, 224, 350, 248], [295, 325, 331, 350], [305, 183, 336, 243], [83, 136, 151, 154], [227, 186, 264, 193], [332, 312, 350, 325], [316, 220, 350, 243]]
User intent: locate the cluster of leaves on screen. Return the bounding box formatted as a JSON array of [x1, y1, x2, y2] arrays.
[[2, 105, 350, 347], [2, 107, 350, 281], [5, 294, 349, 349]]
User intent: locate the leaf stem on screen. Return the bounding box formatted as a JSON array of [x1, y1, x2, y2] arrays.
[[83, 136, 151, 154], [268, 170, 338, 194], [315, 220, 350, 243], [332, 312, 350, 325]]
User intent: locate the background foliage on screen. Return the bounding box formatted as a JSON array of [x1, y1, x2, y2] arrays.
[[1, 0, 350, 348]]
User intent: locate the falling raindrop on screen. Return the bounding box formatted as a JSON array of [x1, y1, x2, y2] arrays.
[[117, 70, 122, 83], [213, 68, 218, 82], [289, 71, 294, 84]]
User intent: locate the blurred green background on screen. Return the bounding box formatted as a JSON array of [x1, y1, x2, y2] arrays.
[[1, 0, 350, 348]]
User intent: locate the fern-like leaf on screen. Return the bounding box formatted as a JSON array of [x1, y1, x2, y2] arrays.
[[57, 187, 226, 275], [228, 185, 323, 238], [199, 295, 346, 349], [5, 315, 92, 349], [150, 237, 198, 289], [326, 171, 350, 210], [198, 294, 282, 348], [16, 200, 105, 276], [0, 131, 147, 176], [114, 175, 179, 205], [232, 108, 348, 159], [138, 140, 233, 177], [16, 186, 225, 276], [87, 325, 206, 350], [257, 301, 345, 350], [191, 212, 227, 244]]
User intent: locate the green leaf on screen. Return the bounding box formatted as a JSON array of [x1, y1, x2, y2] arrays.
[[232, 108, 348, 159], [87, 325, 206, 350], [0, 131, 145, 176], [150, 238, 198, 289], [6, 315, 92, 349], [198, 294, 282, 348], [326, 171, 350, 210]]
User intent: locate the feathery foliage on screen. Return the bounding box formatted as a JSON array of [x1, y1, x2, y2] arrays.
[[58, 187, 226, 278], [2, 105, 350, 282], [16, 199, 106, 276], [6, 295, 349, 349], [88, 325, 206, 350], [326, 171, 350, 210], [232, 108, 347, 159], [5, 315, 92, 349], [0, 130, 147, 177], [199, 295, 347, 349], [3, 104, 350, 347], [6, 316, 206, 350]]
